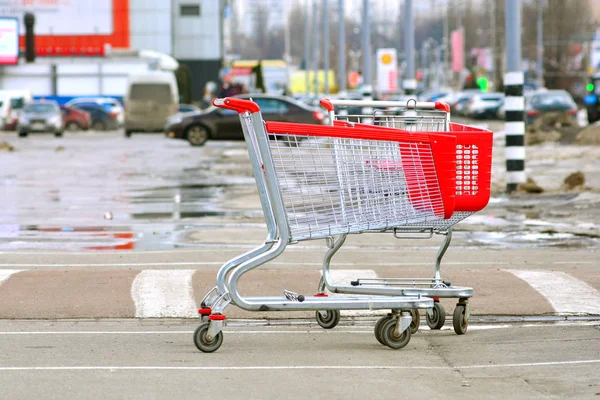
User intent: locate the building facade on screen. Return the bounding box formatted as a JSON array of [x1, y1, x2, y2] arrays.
[[2, 0, 224, 100]]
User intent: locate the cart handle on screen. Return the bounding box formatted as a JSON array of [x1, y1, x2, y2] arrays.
[[319, 98, 450, 113], [212, 97, 260, 114]]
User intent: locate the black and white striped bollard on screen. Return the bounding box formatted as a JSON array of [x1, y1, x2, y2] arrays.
[[504, 71, 525, 193]]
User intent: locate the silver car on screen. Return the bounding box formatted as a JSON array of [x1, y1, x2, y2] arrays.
[[18, 101, 64, 137]]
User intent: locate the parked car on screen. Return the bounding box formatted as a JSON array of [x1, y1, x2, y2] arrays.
[[417, 88, 453, 102], [17, 100, 64, 137], [60, 105, 91, 131], [0, 89, 33, 130], [124, 71, 179, 136], [443, 90, 478, 116], [525, 90, 578, 126], [178, 104, 202, 114], [165, 94, 326, 146], [66, 97, 124, 126], [465, 93, 505, 119], [69, 102, 119, 131]]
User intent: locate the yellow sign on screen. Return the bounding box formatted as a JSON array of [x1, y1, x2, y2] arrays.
[[381, 53, 393, 65]]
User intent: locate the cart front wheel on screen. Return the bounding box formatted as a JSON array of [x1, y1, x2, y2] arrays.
[[409, 309, 420, 334], [315, 310, 340, 329], [381, 318, 411, 349], [374, 315, 392, 345], [453, 304, 468, 335], [426, 302, 446, 330], [193, 322, 223, 353]]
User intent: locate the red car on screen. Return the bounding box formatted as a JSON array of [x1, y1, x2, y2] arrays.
[[60, 105, 91, 131]]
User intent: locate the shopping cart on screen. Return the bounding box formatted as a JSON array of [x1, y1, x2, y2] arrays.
[[314, 98, 493, 335], [195, 97, 463, 352]]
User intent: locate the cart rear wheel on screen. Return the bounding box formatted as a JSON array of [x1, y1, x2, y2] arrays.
[[374, 315, 391, 345], [315, 310, 340, 329], [426, 302, 446, 330], [409, 309, 420, 334], [193, 322, 223, 353], [381, 318, 411, 349], [453, 304, 468, 335]]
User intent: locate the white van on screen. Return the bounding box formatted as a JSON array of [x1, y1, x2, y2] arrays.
[[0, 89, 33, 130], [124, 71, 179, 136]]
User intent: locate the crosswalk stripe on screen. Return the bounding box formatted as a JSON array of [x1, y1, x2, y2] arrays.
[[131, 270, 197, 318], [506, 270, 600, 315], [0, 270, 22, 285]]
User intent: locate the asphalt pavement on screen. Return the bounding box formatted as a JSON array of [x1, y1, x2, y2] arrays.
[[0, 319, 598, 399]]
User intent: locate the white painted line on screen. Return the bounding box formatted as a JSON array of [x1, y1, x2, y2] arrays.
[[504, 122, 525, 134], [504, 71, 524, 85], [131, 270, 197, 318], [505, 146, 526, 160], [0, 261, 594, 268], [0, 321, 595, 335], [325, 270, 386, 316], [507, 270, 600, 315], [0, 269, 21, 285], [504, 96, 525, 111], [0, 360, 598, 372]]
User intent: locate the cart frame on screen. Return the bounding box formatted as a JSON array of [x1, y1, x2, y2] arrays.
[[195, 97, 464, 352]]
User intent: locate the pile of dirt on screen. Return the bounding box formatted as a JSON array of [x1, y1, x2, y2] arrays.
[[525, 112, 584, 145], [575, 124, 600, 145], [517, 177, 544, 194], [0, 141, 15, 152], [534, 112, 576, 129], [562, 171, 585, 191], [526, 126, 561, 145]]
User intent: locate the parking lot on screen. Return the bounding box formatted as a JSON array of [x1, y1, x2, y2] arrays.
[[1, 122, 599, 397]]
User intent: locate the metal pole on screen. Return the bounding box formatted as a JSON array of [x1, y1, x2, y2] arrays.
[[338, 0, 346, 93], [443, 4, 449, 88], [490, 0, 495, 88], [362, 0, 371, 88], [504, 0, 525, 193], [323, 0, 330, 94], [284, 2, 290, 64], [536, 0, 544, 89], [435, 44, 441, 93], [304, 1, 311, 94], [312, 0, 320, 97], [421, 43, 428, 89], [403, 0, 416, 95]]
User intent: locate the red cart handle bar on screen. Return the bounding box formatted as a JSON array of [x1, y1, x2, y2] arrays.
[[212, 97, 260, 114]]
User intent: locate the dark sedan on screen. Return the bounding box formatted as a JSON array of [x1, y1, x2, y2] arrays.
[[165, 94, 326, 146], [526, 90, 578, 126]]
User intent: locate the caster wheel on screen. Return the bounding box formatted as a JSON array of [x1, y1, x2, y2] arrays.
[[381, 318, 411, 349], [453, 304, 468, 335], [315, 310, 340, 329], [426, 302, 446, 330], [193, 322, 223, 353], [409, 309, 420, 334], [374, 315, 392, 345]]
